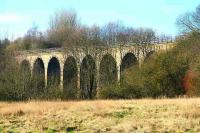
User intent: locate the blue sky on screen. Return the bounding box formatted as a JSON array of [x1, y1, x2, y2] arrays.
[[0, 0, 199, 39]]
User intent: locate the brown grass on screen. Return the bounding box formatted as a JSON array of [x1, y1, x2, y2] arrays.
[[0, 98, 200, 132]]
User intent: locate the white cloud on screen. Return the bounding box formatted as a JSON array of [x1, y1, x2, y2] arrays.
[[0, 13, 24, 23]]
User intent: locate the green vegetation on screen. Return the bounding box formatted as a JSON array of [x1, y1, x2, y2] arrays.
[[99, 32, 200, 99], [0, 41, 25, 101]]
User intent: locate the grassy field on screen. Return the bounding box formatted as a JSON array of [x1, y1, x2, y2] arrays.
[[0, 98, 200, 133]]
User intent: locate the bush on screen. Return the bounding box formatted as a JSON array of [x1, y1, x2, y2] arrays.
[[0, 50, 27, 101], [185, 57, 200, 96], [177, 32, 200, 96], [99, 42, 191, 99], [0, 46, 63, 101], [98, 83, 124, 99]]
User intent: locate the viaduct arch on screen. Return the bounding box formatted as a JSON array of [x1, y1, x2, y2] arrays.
[[17, 43, 175, 98]]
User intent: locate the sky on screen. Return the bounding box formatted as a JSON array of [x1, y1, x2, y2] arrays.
[[0, 0, 199, 40]]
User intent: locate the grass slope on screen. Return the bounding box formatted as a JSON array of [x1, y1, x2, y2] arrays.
[[0, 98, 200, 132]]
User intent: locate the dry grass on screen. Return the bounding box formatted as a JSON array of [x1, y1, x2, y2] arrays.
[[0, 98, 200, 132]]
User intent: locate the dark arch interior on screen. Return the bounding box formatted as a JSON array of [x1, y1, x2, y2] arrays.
[[20, 60, 31, 76], [63, 56, 78, 99], [47, 57, 61, 87], [80, 55, 96, 99], [145, 51, 155, 61], [121, 53, 138, 72], [100, 54, 117, 87], [20, 60, 31, 90], [33, 58, 45, 93]]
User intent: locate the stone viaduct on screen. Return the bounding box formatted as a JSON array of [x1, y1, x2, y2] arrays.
[[16, 43, 175, 98]]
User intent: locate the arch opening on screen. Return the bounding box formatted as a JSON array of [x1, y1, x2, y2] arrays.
[[32, 58, 45, 94], [47, 57, 61, 88], [121, 53, 138, 72], [80, 55, 96, 99], [20, 60, 31, 77], [100, 54, 117, 87], [63, 56, 78, 99], [20, 60, 31, 96]]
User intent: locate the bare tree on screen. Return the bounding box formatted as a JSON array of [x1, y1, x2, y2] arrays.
[[88, 25, 103, 46], [101, 21, 122, 45], [47, 9, 80, 47], [176, 4, 200, 33], [23, 25, 44, 49], [130, 28, 155, 45]]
